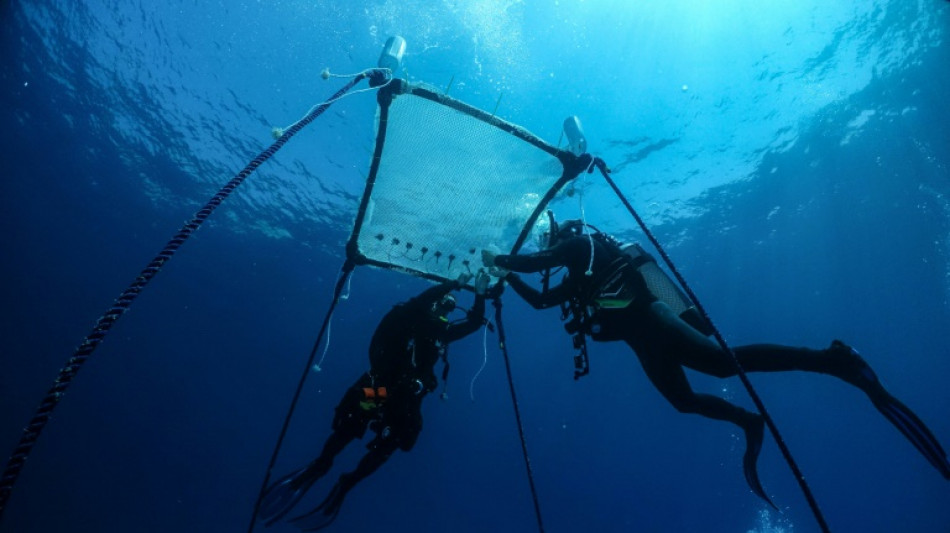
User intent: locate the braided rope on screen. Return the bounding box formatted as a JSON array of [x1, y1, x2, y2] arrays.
[[0, 73, 370, 521], [592, 159, 831, 533], [492, 297, 546, 533]]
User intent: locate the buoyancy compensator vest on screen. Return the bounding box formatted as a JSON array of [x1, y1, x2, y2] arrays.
[[578, 236, 714, 340]]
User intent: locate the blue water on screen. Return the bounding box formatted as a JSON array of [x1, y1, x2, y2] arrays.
[[2, 1, 949, 532]]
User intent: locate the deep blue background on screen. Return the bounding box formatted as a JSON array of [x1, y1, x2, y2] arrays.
[[2, 1, 949, 532]]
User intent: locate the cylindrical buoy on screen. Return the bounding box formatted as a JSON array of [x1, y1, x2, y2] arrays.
[[378, 36, 407, 72], [563, 116, 587, 156]]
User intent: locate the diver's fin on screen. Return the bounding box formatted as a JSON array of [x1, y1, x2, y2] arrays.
[[871, 391, 950, 479], [827, 340, 882, 389], [742, 415, 777, 509], [831, 341, 950, 479], [291, 478, 348, 531], [295, 503, 342, 532], [258, 463, 327, 526]]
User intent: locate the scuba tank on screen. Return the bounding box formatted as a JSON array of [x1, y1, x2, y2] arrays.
[[565, 234, 713, 342], [556, 231, 715, 377], [600, 242, 714, 336]]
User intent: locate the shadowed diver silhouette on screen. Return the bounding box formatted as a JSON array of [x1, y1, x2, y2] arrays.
[[482, 214, 950, 505], [258, 272, 489, 530]]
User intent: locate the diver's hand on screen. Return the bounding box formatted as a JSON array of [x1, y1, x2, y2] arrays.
[[482, 251, 510, 279], [473, 270, 490, 295], [456, 272, 473, 286], [488, 266, 510, 279]]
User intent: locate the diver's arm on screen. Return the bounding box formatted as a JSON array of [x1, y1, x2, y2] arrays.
[[492, 238, 588, 273], [484, 239, 582, 309], [504, 273, 571, 309], [493, 248, 562, 273], [444, 294, 485, 342]]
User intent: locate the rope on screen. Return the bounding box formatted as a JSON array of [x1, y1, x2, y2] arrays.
[[273, 68, 393, 137], [313, 307, 333, 372], [590, 159, 831, 533], [492, 297, 546, 533], [0, 73, 372, 523], [246, 262, 355, 533], [469, 323, 490, 401], [576, 175, 595, 276]]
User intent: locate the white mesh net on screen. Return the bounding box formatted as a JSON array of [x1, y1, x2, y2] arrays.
[[352, 86, 568, 282]]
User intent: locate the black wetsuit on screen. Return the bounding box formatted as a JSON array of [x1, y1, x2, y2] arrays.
[[495, 232, 950, 499], [499, 233, 947, 506], [497, 235, 857, 423], [257, 281, 490, 529], [307, 281, 485, 508]]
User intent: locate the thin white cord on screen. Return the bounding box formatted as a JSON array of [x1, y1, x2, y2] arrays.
[[273, 68, 395, 138], [313, 318, 331, 372], [578, 176, 594, 276], [469, 324, 490, 401], [340, 271, 353, 300], [313, 270, 356, 371], [323, 67, 390, 79]]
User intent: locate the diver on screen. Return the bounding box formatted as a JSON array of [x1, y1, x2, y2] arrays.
[[258, 270, 491, 530], [481, 212, 950, 505]]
